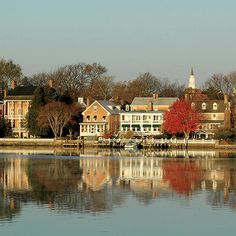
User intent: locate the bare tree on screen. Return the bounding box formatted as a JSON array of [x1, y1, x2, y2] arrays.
[[85, 76, 114, 100], [51, 63, 107, 100], [38, 102, 73, 139], [204, 72, 236, 97]]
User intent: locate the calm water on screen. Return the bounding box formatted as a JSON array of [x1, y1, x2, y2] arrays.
[[1, 148, 236, 236]]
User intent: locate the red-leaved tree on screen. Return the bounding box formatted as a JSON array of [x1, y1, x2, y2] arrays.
[[163, 99, 200, 138]]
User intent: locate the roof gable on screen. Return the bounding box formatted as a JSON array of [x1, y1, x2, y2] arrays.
[[82, 100, 121, 115]]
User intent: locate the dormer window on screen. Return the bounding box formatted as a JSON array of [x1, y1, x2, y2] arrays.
[[202, 102, 206, 110], [86, 115, 90, 121], [213, 102, 217, 110], [93, 115, 97, 121]]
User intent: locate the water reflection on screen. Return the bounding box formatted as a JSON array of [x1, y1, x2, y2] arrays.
[[1, 155, 236, 222]]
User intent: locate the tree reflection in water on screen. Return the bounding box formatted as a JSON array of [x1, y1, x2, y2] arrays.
[[1, 156, 236, 222], [163, 160, 201, 195]]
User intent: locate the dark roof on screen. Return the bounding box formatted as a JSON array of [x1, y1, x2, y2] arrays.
[[7, 86, 37, 96], [97, 100, 121, 114], [192, 100, 227, 113]]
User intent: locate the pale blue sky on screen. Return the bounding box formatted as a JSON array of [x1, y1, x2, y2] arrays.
[[1, 0, 236, 86]]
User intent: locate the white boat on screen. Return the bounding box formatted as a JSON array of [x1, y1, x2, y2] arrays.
[[124, 140, 138, 150]]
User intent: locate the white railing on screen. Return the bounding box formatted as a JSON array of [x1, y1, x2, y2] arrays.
[[144, 138, 215, 145]]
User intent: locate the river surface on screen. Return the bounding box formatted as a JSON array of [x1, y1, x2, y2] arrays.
[[0, 148, 236, 236]]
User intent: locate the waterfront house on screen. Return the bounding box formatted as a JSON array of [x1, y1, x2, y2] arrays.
[[120, 110, 164, 135], [79, 100, 121, 138], [120, 95, 178, 136], [3, 81, 36, 138], [130, 94, 177, 112], [185, 68, 231, 138], [190, 96, 231, 138]]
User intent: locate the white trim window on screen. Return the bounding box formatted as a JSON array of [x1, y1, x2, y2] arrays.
[[202, 102, 206, 110], [213, 102, 217, 110]]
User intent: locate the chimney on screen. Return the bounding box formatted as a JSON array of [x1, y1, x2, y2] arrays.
[[86, 97, 90, 107], [224, 94, 228, 104], [153, 93, 158, 99], [4, 89, 7, 98], [184, 93, 189, 101], [78, 97, 84, 104], [48, 79, 53, 88], [147, 100, 153, 111], [11, 80, 16, 90]]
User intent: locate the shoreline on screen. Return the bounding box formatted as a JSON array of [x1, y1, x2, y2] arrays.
[[0, 138, 236, 150]]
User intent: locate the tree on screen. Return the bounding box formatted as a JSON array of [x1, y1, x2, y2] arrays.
[[51, 63, 107, 100], [0, 117, 12, 137], [37, 102, 74, 139], [204, 72, 236, 98], [26, 86, 58, 137], [159, 79, 185, 97], [0, 59, 22, 99], [86, 76, 114, 100], [163, 99, 200, 138]]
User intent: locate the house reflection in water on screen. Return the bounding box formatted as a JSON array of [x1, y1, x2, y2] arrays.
[[79, 158, 119, 191], [0, 156, 236, 219], [0, 158, 31, 192], [0, 158, 31, 221]]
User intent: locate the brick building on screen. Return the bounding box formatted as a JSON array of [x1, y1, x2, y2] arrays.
[[3, 83, 36, 138], [79, 100, 121, 138]]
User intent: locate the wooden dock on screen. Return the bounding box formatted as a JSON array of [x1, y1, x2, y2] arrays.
[[62, 139, 84, 149]]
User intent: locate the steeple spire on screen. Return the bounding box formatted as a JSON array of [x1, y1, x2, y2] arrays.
[[191, 66, 194, 76], [188, 66, 196, 89]]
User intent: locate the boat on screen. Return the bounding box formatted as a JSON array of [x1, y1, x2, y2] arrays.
[[124, 140, 139, 150]]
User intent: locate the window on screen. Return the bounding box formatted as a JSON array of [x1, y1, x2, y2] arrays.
[[213, 102, 217, 110], [86, 115, 90, 121], [102, 116, 106, 121], [202, 102, 206, 110], [93, 115, 97, 121], [93, 105, 98, 112]]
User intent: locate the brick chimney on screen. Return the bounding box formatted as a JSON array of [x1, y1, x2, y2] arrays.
[[147, 100, 153, 111], [224, 94, 228, 104], [11, 80, 16, 90], [86, 97, 90, 108], [3, 89, 7, 98], [153, 93, 158, 99]]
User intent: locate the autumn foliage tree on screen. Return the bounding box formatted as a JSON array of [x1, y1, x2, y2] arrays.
[[163, 99, 200, 138], [37, 102, 74, 139]]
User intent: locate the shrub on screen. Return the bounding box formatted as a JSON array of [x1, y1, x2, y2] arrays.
[[214, 129, 235, 140]]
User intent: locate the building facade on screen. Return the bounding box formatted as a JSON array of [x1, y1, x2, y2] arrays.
[[120, 110, 163, 136], [190, 97, 231, 138], [120, 95, 177, 136], [3, 86, 36, 138], [130, 95, 177, 112], [80, 100, 121, 138], [185, 68, 231, 138]]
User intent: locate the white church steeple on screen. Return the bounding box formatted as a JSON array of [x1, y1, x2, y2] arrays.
[[188, 67, 196, 89]]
